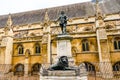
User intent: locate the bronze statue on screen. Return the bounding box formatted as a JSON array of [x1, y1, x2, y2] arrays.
[[48, 56, 69, 70], [57, 11, 68, 34]]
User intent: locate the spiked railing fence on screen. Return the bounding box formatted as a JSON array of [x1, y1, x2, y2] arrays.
[[0, 63, 119, 80]]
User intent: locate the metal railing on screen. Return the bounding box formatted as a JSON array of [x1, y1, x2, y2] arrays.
[[0, 63, 119, 80]]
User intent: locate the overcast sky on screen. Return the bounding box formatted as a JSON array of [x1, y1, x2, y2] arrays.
[[0, 0, 91, 15]]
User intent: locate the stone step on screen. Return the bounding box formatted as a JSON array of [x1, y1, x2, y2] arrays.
[[48, 70, 76, 76]]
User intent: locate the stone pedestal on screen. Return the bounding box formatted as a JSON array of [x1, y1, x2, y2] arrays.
[[40, 70, 88, 80], [57, 35, 72, 57], [40, 53, 88, 80], [56, 34, 74, 66]]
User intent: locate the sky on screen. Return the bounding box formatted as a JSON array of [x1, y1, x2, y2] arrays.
[[0, 0, 91, 15]]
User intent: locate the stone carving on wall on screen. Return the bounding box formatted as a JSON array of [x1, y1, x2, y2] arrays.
[[42, 10, 51, 34], [105, 22, 115, 29], [105, 25, 114, 29], [116, 21, 120, 26], [25, 49, 30, 58], [67, 26, 78, 33], [72, 46, 78, 56], [29, 33, 36, 36], [14, 31, 28, 38], [51, 27, 61, 34], [83, 27, 93, 31], [98, 19, 105, 27], [42, 35, 48, 43]]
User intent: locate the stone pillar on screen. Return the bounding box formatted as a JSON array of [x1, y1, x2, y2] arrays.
[[42, 11, 51, 64], [41, 43, 47, 63], [95, 2, 113, 77], [24, 58, 29, 77], [47, 33, 51, 64], [2, 36, 13, 64], [24, 49, 30, 77], [0, 14, 13, 74], [96, 20, 113, 78], [56, 34, 74, 66]]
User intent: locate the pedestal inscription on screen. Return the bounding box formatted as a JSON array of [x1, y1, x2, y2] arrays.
[[57, 35, 72, 57], [57, 40, 71, 57]]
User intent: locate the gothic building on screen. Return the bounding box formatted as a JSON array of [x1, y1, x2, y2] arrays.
[[0, 0, 120, 79]]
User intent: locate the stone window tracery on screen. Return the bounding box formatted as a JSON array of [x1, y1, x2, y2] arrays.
[[35, 43, 41, 54], [18, 45, 24, 55], [114, 37, 120, 50], [82, 39, 89, 51]]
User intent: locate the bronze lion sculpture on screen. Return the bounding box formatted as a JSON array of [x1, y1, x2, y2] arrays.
[[48, 56, 70, 70]]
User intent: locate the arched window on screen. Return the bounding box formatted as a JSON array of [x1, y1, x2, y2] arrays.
[[15, 64, 24, 72], [114, 37, 120, 50], [18, 45, 24, 54], [84, 62, 95, 72], [31, 63, 41, 75], [35, 43, 40, 54], [14, 64, 24, 76], [113, 62, 120, 71], [79, 62, 95, 73], [82, 39, 89, 51]]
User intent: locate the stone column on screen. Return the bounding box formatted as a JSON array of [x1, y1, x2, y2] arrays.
[[24, 49, 30, 77], [1, 31, 13, 73], [47, 33, 51, 64], [95, 1, 113, 77], [0, 14, 14, 74], [2, 36, 13, 64], [42, 11, 51, 64], [96, 20, 113, 78], [24, 58, 29, 77]]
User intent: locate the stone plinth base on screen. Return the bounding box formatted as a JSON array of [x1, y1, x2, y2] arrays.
[[57, 34, 72, 57], [40, 70, 88, 80]]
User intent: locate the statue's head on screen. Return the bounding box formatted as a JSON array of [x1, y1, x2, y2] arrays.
[[61, 11, 65, 15], [59, 56, 68, 67]]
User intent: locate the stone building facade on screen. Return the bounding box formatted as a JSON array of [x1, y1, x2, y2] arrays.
[[0, 0, 120, 78]]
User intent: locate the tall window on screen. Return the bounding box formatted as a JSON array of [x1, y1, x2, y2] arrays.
[[114, 37, 120, 50], [35, 43, 40, 54], [113, 62, 120, 71], [82, 39, 89, 51], [18, 45, 24, 54]]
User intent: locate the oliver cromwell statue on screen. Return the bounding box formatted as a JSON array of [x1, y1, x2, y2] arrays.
[[57, 11, 68, 34]]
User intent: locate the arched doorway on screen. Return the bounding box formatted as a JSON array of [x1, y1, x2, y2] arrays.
[[31, 63, 41, 75], [14, 64, 24, 76]]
